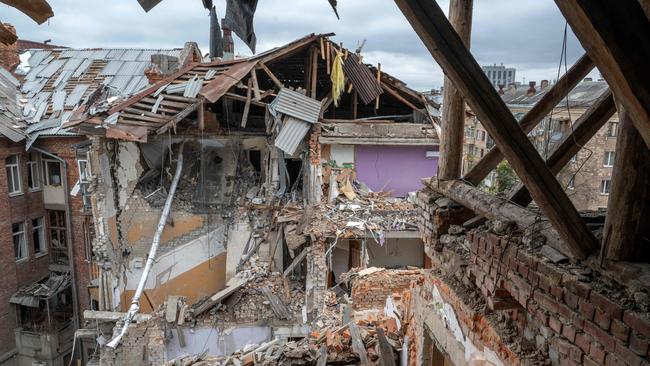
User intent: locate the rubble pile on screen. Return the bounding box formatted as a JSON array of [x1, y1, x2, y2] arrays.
[[191, 257, 305, 325], [164, 316, 404, 366]]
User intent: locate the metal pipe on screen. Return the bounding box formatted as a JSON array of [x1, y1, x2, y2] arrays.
[[107, 142, 185, 349], [31, 147, 80, 332]]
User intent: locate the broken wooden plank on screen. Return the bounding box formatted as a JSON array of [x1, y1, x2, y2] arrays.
[[463, 53, 594, 185], [376, 327, 397, 366], [192, 275, 250, 317], [283, 248, 308, 277], [241, 78, 253, 128], [261, 287, 292, 320], [424, 177, 570, 258], [509, 90, 616, 205], [439, 0, 473, 180], [83, 310, 151, 322], [395, 0, 597, 259], [258, 63, 284, 89], [349, 323, 371, 366], [554, 0, 650, 148], [250, 68, 261, 101]]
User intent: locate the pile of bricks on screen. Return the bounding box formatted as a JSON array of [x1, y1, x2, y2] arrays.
[[415, 189, 474, 254], [350, 269, 424, 310], [467, 230, 650, 366]]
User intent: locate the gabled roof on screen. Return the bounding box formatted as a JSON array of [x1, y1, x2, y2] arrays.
[[20, 47, 183, 142], [502, 80, 610, 109], [0, 67, 26, 142], [66, 34, 435, 142]]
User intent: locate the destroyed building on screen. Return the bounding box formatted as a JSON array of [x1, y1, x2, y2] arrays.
[[61, 33, 439, 364]]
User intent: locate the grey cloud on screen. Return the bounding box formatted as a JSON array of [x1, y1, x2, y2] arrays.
[[1, 0, 587, 90]]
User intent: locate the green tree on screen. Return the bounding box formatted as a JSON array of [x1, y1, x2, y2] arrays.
[[491, 161, 518, 193]]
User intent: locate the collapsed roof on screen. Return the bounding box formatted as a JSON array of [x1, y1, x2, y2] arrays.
[[0, 66, 25, 141], [65, 33, 438, 143]]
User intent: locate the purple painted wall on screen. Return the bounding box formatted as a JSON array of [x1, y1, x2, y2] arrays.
[[355, 145, 439, 197]]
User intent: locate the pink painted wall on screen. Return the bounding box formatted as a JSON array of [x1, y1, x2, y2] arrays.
[[355, 145, 438, 197]]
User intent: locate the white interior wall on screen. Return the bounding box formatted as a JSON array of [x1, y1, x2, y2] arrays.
[[329, 144, 355, 167]]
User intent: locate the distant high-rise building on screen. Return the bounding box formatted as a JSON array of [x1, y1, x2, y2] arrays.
[[482, 64, 516, 89]]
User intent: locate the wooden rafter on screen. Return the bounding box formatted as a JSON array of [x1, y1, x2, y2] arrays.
[[554, 0, 650, 148], [395, 0, 598, 258], [464, 54, 595, 185], [439, 0, 473, 180], [509, 90, 615, 205]]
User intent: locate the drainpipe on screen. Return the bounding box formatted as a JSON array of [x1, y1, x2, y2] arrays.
[[31, 147, 81, 333]]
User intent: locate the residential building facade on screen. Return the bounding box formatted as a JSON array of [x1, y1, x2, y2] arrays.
[[482, 63, 516, 89]]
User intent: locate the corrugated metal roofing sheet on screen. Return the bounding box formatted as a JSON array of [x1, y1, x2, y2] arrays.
[[107, 75, 134, 93], [28, 51, 51, 67], [274, 88, 322, 124], [117, 61, 149, 76], [274, 117, 311, 155], [52, 90, 66, 112], [66, 84, 90, 106], [38, 59, 65, 78], [342, 54, 383, 105], [122, 50, 143, 61], [106, 49, 126, 59], [72, 59, 93, 78], [52, 70, 73, 89], [63, 58, 84, 71], [100, 60, 125, 76]]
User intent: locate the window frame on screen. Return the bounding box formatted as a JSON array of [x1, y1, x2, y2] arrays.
[[600, 179, 611, 195], [43, 158, 63, 187], [607, 122, 619, 138], [6, 154, 22, 196], [603, 151, 616, 167], [32, 217, 46, 257], [27, 152, 43, 191], [12, 222, 27, 262]]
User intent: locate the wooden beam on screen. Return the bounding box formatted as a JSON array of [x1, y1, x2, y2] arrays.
[[241, 78, 253, 128], [223, 93, 267, 108], [439, 0, 473, 180], [258, 63, 284, 89], [198, 100, 205, 131], [156, 102, 200, 134], [311, 47, 319, 99], [602, 105, 650, 261], [380, 82, 419, 111], [554, 0, 650, 148], [424, 177, 570, 257], [375, 63, 382, 110], [464, 54, 595, 184], [250, 69, 261, 101], [395, 0, 598, 258], [509, 90, 616, 205]]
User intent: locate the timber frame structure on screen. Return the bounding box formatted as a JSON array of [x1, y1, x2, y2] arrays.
[[394, 0, 650, 264]]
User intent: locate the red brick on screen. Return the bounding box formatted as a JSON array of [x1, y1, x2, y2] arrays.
[[594, 308, 612, 331], [629, 332, 649, 356], [623, 311, 650, 338], [579, 298, 596, 321], [611, 319, 630, 342], [534, 307, 549, 327], [575, 332, 593, 354], [550, 315, 563, 333], [564, 279, 592, 299], [614, 341, 644, 366], [562, 324, 577, 343], [583, 356, 600, 366], [550, 285, 564, 301], [537, 261, 563, 284], [590, 342, 606, 364], [564, 290, 580, 310], [538, 273, 552, 293], [585, 320, 616, 352], [590, 291, 623, 320], [604, 352, 626, 366], [527, 270, 540, 287], [535, 290, 561, 315]]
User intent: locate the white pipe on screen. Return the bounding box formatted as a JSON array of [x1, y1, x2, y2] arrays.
[[107, 142, 185, 349]]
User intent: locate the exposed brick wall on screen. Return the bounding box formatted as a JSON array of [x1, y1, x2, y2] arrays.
[[351, 269, 423, 310], [0, 139, 50, 356], [466, 230, 650, 365], [99, 321, 166, 366], [38, 136, 94, 319]]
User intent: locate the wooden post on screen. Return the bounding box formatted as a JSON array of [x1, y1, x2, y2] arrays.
[[197, 100, 205, 131], [241, 78, 253, 128], [554, 0, 650, 148], [311, 47, 319, 99], [438, 0, 473, 180], [394, 0, 598, 258], [464, 54, 594, 185], [375, 63, 382, 110], [602, 105, 650, 261], [509, 90, 615, 205]]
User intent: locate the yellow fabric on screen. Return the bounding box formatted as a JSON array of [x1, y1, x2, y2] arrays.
[[330, 51, 345, 107]]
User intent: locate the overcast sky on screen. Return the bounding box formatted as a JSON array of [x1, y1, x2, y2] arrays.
[[2, 0, 597, 91]]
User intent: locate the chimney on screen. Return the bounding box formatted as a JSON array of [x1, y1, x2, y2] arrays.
[[145, 54, 181, 84], [0, 23, 20, 72], [498, 84, 505, 95], [221, 18, 234, 61], [526, 81, 537, 97], [541, 79, 549, 88]]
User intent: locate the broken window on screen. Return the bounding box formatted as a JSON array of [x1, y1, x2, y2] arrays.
[[603, 151, 616, 167], [43, 159, 62, 186], [13, 222, 26, 261], [600, 179, 611, 195], [77, 157, 92, 210], [32, 217, 46, 255], [48, 210, 67, 264], [27, 152, 42, 191], [6, 154, 22, 195]]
